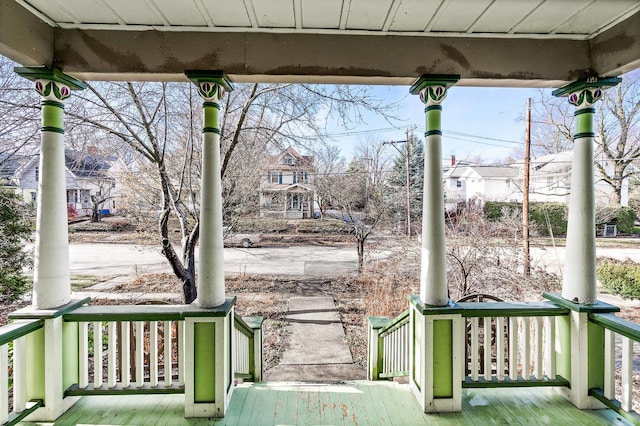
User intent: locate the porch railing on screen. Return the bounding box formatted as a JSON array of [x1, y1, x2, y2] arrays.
[[63, 305, 263, 397], [0, 319, 45, 426], [368, 310, 410, 380], [588, 312, 640, 424], [63, 305, 187, 395], [233, 314, 264, 382], [457, 301, 569, 387], [368, 301, 571, 388]]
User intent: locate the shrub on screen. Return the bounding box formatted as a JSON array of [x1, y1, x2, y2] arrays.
[[529, 203, 567, 237], [596, 258, 640, 300], [0, 188, 33, 302], [484, 201, 568, 237]]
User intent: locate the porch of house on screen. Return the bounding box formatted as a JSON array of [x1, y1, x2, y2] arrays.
[[18, 383, 626, 425]]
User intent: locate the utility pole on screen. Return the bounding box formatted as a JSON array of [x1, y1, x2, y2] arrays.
[[404, 128, 412, 236], [384, 131, 413, 236], [523, 98, 531, 276]]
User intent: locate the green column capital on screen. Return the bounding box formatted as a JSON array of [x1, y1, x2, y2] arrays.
[[15, 67, 85, 102], [552, 76, 621, 108], [553, 77, 621, 140], [410, 74, 459, 106], [185, 70, 234, 102]]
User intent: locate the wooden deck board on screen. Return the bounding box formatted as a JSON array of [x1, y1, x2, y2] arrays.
[[19, 382, 629, 425]]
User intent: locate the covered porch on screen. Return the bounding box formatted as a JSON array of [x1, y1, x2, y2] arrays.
[[1, 0, 640, 425]]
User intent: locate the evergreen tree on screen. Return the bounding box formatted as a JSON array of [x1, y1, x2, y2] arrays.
[[386, 134, 424, 230], [0, 188, 32, 302]]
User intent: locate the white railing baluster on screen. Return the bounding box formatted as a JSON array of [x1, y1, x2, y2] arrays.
[[621, 337, 633, 412], [545, 316, 556, 380], [484, 318, 492, 381], [509, 317, 518, 381], [471, 318, 479, 381], [178, 321, 185, 386], [150, 321, 158, 387], [135, 321, 144, 387], [1, 344, 8, 424], [604, 329, 615, 400], [496, 317, 505, 381], [534, 317, 542, 379], [164, 321, 172, 386], [79, 322, 89, 388], [13, 336, 26, 412], [121, 321, 131, 387], [108, 321, 117, 388], [94, 321, 103, 388], [521, 317, 530, 380]]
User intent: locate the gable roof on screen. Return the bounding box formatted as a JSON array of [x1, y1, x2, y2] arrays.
[[265, 147, 315, 168], [64, 150, 116, 178], [463, 166, 520, 179]]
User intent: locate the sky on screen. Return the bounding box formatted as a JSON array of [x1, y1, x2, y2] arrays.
[[324, 85, 550, 164]]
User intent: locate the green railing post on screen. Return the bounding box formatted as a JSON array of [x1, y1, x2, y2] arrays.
[[544, 293, 619, 409], [367, 317, 390, 381], [183, 298, 236, 418], [243, 316, 264, 382], [9, 299, 90, 422], [408, 296, 463, 413]]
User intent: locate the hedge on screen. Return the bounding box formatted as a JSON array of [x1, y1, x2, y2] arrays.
[[596, 259, 640, 300], [484, 201, 567, 237]]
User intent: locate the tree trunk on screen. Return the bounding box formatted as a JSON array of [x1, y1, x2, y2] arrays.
[[357, 238, 364, 274]]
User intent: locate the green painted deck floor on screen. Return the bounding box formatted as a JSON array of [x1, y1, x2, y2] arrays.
[[21, 382, 627, 425]]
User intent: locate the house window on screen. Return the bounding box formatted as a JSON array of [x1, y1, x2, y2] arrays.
[[289, 194, 300, 209], [35, 166, 39, 182], [293, 171, 306, 184], [283, 155, 293, 165], [456, 180, 462, 188], [269, 170, 282, 184], [505, 179, 511, 188]]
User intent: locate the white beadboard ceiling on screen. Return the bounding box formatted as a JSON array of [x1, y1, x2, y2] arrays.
[[15, 0, 640, 39]]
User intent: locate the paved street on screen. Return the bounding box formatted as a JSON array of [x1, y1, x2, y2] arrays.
[[68, 242, 640, 282], [68, 243, 392, 284]]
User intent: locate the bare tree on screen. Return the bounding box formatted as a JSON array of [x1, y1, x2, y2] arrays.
[[0, 57, 40, 174], [531, 72, 640, 205], [331, 142, 389, 273], [72, 81, 396, 302], [445, 203, 560, 301], [313, 143, 345, 220]]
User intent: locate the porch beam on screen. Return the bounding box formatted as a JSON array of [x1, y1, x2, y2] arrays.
[[186, 70, 233, 308], [50, 30, 593, 86]]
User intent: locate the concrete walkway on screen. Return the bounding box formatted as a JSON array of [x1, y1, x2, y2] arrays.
[[265, 295, 366, 383]]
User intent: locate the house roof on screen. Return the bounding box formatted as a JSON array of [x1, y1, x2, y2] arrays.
[[64, 150, 116, 178], [10, 150, 118, 180], [261, 183, 314, 193], [265, 147, 315, 169], [530, 151, 573, 174], [463, 166, 520, 179]]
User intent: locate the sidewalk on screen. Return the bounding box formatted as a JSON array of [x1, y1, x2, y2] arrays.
[[264, 295, 366, 383]]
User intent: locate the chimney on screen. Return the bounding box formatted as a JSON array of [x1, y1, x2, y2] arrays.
[[451, 155, 456, 167]]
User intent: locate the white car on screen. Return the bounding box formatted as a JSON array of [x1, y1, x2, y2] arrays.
[[223, 227, 262, 248]]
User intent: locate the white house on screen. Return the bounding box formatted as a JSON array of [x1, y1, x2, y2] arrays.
[[527, 151, 629, 206], [259, 147, 315, 219], [9, 150, 128, 216], [458, 166, 521, 203]]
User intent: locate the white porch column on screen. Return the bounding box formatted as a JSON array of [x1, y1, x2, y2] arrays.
[[410, 75, 459, 306], [552, 77, 621, 304], [186, 71, 233, 308], [548, 77, 621, 410], [15, 67, 85, 310]]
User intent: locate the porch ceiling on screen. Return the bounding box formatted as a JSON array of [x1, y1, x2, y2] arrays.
[[1, 0, 640, 86]]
